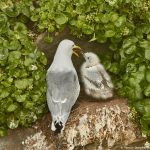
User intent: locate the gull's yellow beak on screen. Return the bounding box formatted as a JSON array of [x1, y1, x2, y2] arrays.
[[72, 45, 82, 57]]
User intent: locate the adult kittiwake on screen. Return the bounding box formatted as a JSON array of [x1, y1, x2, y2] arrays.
[[46, 39, 81, 133], [80, 52, 114, 100]]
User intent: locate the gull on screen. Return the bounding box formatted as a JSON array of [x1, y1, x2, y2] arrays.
[[80, 52, 114, 100], [46, 39, 81, 133]]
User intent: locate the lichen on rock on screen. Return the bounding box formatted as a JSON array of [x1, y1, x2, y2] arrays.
[[58, 101, 140, 150], [22, 131, 51, 150]]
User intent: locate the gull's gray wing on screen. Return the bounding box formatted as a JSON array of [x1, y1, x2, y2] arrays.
[[46, 69, 80, 116]]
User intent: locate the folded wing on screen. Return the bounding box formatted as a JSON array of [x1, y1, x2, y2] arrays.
[[46, 69, 80, 128]]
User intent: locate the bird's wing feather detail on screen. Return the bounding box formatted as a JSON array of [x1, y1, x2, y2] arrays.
[[85, 67, 103, 88], [85, 65, 112, 89], [97, 64, 114, 88]]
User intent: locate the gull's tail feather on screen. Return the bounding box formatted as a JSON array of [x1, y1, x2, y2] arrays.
[[51, 98, 69, 133], [54, 121, 63, 134]]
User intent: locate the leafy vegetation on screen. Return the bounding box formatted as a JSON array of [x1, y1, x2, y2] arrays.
[[0, 0, 47, 136], [30, 0, 150, 136], [0, 0, 150, 137]]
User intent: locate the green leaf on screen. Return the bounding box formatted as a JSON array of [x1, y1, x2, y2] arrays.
[[24, 101, 34, 109], [15, 94, 27, 103], [142, 116, 150, 125], [144, 85, 150, 97], [0, 89, 9, 99], [144, 99, 150, 105], [144, 104, 150, 117], [147, 34, 150, 40], [131, 71, 145, 83], [115, 16, 126, 27], [55, 14, 68, 25], [8, 51, 21, 62], [145, 49, 150, 60], [7, 104, 18, 112], [39, 54, 47, 65], [30, 15, 39, 22], [22, 7, 30, 17], [138, 65, 146, 72], [14, 22, 28, 34], [142, 24, 150, 34], [82, 24, 94, 35], [31, 94, 39, 102], [146, 70, 150, 82], [0, 13, 8, 24], [125, 45, 136, 55], [105, 30, 115, 37], [0, 127, 7, 136], [15, 79, 33, 90], [123, 37, 138, 49], [96, 34, 107, 43], [128, 78, 138, 87], [9, 40, 21, 50], [126, 63, 137, 73], [101, 14, 110, 23], [109, 63, 119, 74], [2, 7, 20, 17], [24, 57, 33, 66], [125, 85, 143, 100], [48, 25, 55, 33], [139, 40, 150, 49], [110, 12, 119, 22], [134, 102, 144, 113], [79, 0, 87, 5]]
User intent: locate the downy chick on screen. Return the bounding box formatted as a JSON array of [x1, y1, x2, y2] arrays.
[[80, 52, 114, 100]]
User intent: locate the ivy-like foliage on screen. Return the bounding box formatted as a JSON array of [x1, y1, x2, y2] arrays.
[[0, 0, 47, 136], [30, 0, 150, 136]]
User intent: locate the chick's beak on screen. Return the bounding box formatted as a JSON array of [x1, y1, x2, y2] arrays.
[[72, 45, 83, 57]]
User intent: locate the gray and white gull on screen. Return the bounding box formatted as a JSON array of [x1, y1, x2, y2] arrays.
[[46, 39, 81, 133]]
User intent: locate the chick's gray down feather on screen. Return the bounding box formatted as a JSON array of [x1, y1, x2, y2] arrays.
[[81, 52, 114, 100]]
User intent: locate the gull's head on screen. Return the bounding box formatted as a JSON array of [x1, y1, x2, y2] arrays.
[[83, 52, 100, 67], [57, 39, 81, 57]]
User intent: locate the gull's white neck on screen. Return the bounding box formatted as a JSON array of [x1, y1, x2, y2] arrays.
[[51, 49, 74, 69]]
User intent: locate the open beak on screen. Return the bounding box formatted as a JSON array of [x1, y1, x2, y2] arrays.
[[72, 45, 83, 57]]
